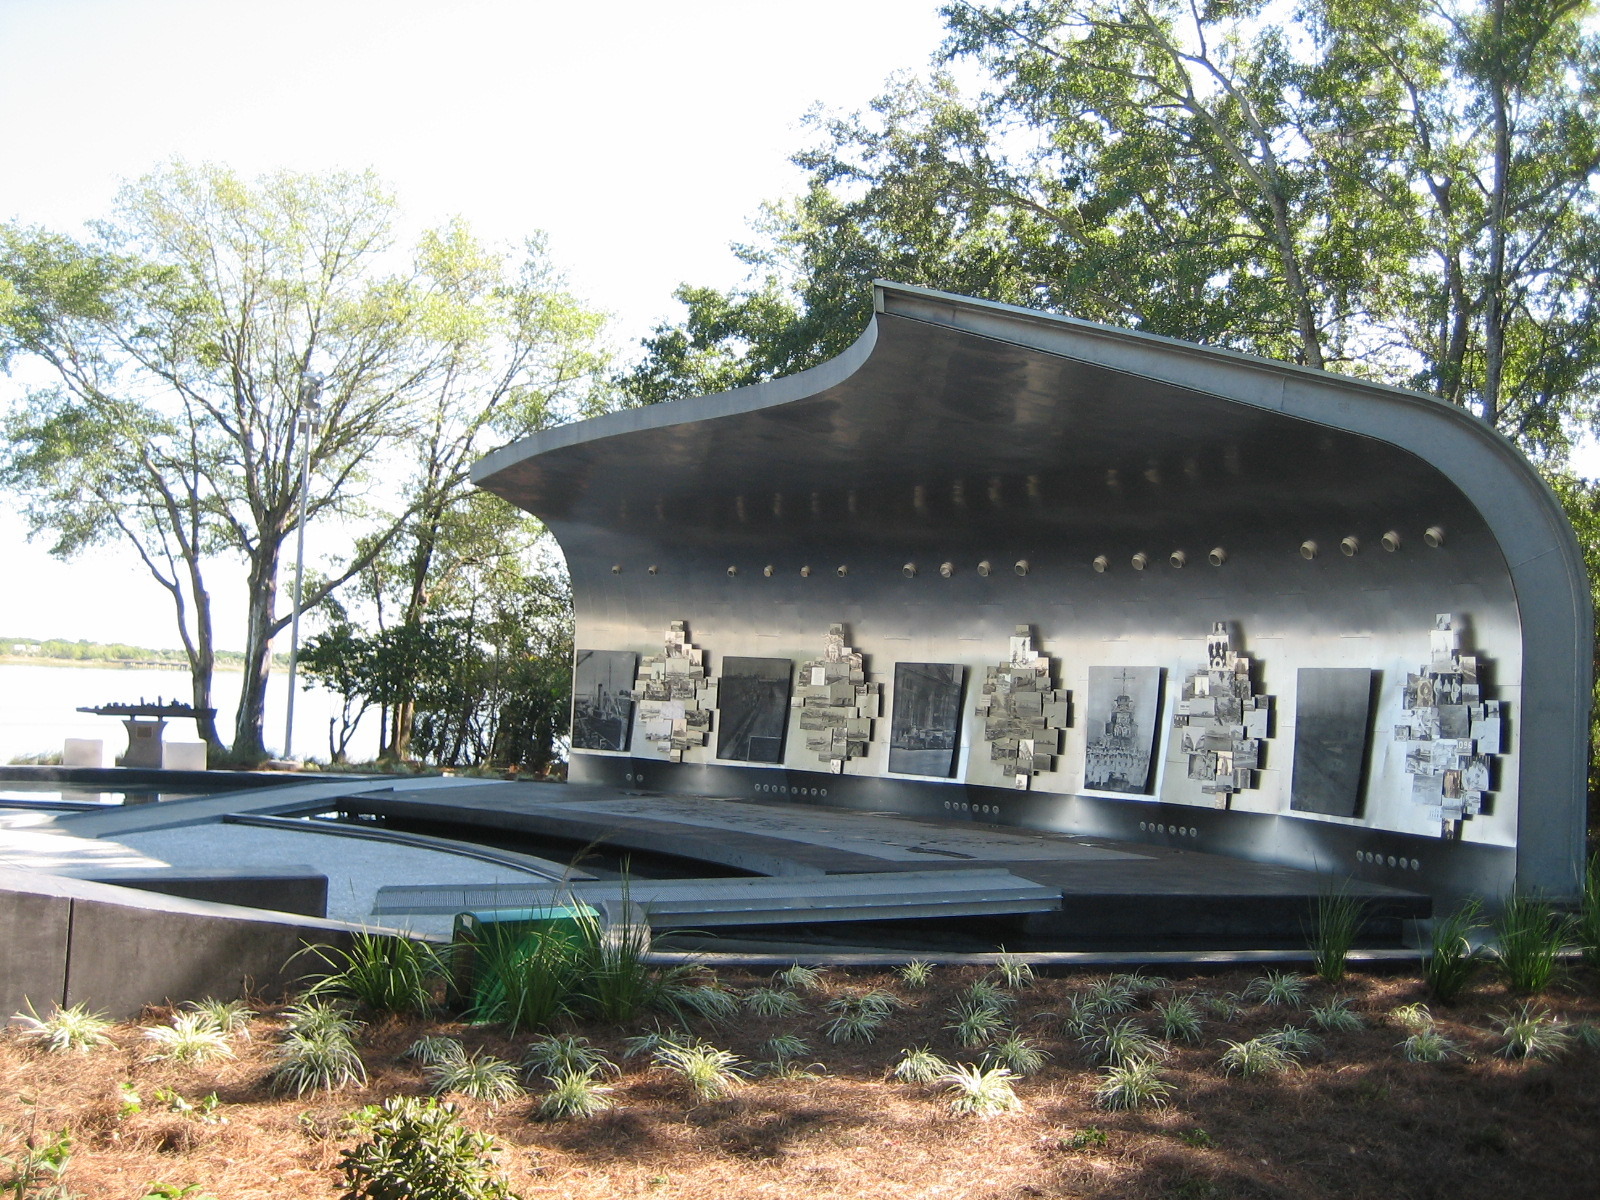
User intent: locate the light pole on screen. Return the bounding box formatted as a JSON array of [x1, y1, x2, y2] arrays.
[[283, 371, 323, 760]]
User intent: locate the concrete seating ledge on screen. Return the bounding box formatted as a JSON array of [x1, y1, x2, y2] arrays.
[[0, 865, 415, 1020]]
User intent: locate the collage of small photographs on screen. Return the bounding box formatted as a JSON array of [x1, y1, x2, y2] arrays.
[[570, 615, 1504, 840]]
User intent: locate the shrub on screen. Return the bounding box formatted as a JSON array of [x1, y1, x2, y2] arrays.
[[297, 932, 448, 1015], [0, 1125, 72, 1199], [1423, 899, 1482, 1002], [463, 922, 584, 1033], [1094, 1059, 1174, 1110], [534, 1068, 614, 1121], [1308, 886, 1367, 983], [11, 1001, 114, 1054], [281, 999, 361, 1041], [425, 1052, 523, 1104], [142, 1014, 235, 1064], [338, 1096, 514, 1200], [1243, 971, 1307, 1008], [891, 1046, 953, 1084], [939, 1064, 1022, 1117], [1492, 896, 1571, 994]]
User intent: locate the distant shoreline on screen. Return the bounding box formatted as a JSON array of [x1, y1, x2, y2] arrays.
[[0, 656, 279, 673]]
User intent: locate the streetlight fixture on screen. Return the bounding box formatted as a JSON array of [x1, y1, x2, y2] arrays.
[[283, 370, 323, 760]]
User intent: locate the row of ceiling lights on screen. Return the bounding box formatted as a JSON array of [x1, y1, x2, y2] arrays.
[[609, 526, 1448, 578]]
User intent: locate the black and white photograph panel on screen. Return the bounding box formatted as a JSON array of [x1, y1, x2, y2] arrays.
[[888, 662, 967, 777], [715, 656, 793, 763], [1082, 665, 1164, 794], [570, 649, 637, 751], [1290, 667, 1373, 817]]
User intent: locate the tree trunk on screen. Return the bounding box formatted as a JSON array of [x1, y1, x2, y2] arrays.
[[231, 538, 283, 763], [1481, 5, 1511, 431]]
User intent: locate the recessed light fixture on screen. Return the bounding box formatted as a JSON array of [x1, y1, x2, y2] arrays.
[[902, 563, 918, 578], [1340, 536, 1359, 557], [977, 560, 992, 577], [1208, 547, 1227, 566], [1092, 555, 1109, 573], [1013, 559, 1029, 577], [1424, 526, 1445, 548], [1131, 552, 1149, 570], [1381, 531, 1401, 552], [1300, 540, 1318, 560], [726, 565, 738, 576], [939, 561, 955, 578], [1169, 550, 1187, 568]]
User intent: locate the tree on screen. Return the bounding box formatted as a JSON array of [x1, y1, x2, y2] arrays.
[[0, 163, 606, 761], [621, 0, 1600, 462]]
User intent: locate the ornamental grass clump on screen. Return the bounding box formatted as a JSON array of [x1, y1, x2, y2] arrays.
[[1243, 970, 1308, 1008], [946, 1003, 1008, 1049], [652, 1039, 748, 1101], [896, 960, 934, 988], [281, 998, 361, 1041], [824, 1009, 886, 1044], [183, 998, 255, 1038], [521, 1035, 616, 1081], [1491, 896, 1571, 994], [1094, 1059, 1174, 1111], [984, 1033, 1050, 1076], [271, 1027, 368, 1097], [1080, 977, 1139, 1016], [404, 1035, 465, 1067], [1578, 852, 1600, 969], [1391, 1003, 1434, 1033], [1154, 996, 1204, 1044], [296, 931, 448, 1016], [939, 1063, 1022, 1117], [744, 987, 807, 1018], [1308, 997, 1365, 1033], [1400, 1029, 1463, 1063], [1218, 1036, 1300, 1078], [142, 1013, 235, 1064], [993, 951, 1034, 990], [891, 1046, 953, 1084], [777, 964, 826, 992], [534, 1068, 614, 1121], [1080, 1018, 1163, 1068], [425, 1052, 523, 1104], [11, 1001, 114, 1054], [1263, 1025, 1323, 1057], [667, 983, 742, 1023], [1424, 900, 1483, 1002], [1308, 886, 1367, 983], [1492, 1002, 1572, 1061]]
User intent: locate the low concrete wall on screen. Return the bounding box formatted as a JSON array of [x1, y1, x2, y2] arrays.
[[76, 866, 330, 919], [0, 866, 365, 1019]]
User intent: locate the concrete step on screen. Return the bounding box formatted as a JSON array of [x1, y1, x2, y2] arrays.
[[372, 867, 1061, 928]]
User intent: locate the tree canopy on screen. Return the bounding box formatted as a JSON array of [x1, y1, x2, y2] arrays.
[[1, 163, 607, 761], [622, 0, 1600, 464]]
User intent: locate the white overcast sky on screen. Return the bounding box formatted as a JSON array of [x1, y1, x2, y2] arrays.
[[0, 0, 951, 649]]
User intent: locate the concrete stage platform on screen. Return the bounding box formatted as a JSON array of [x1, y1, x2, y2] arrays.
[[254, 780, 1431, 951]]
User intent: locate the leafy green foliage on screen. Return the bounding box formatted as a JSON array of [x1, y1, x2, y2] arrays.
[[823, 1010, 885, 1045], [776, 965, 825, 993], [338, 1096, 515, 1200], [984, 1033, 1049, 1076], [945, 1002, 1007, 1049], [1391, 1003, 1435, 1033], [744, 988, 807, 1018], [992, 952, 1034, 990], [1218, 1037, 1301, 1077], [651, 1040, 747, 1101], [182, 999, 255, 1038], [520, 1036, 616, 1081], [1154, 997, 1204, 1044], [405, 1036, 466, 1067], [1308, 997, 1365, 1033], [271, 1014, 368, 1098], [0, 1125, 72, 1200], [1578, 853, 1600, 969], [1079, 1018, 1163, 1069], [1400, 1030, 1463, 1063], [896, 961, 934, 988]]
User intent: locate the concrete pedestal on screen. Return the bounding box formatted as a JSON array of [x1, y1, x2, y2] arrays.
[[117, 719, 167, 769]]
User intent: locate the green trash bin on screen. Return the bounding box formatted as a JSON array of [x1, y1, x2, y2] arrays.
[[449, 904, 601, 1008]]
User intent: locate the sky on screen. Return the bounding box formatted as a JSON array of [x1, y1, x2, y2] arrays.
[[0, 0, 953, 650]]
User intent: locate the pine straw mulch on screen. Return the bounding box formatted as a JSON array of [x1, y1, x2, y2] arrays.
[[3, 964, 1599, 1200]]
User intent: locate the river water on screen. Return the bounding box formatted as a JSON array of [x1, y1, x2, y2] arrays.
[[0, 662, 381, 765]]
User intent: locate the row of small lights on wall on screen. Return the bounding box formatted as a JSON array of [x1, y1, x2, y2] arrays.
[[609, 526, 1448, 577]]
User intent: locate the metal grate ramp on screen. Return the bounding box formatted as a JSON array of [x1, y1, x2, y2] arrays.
[[372, 867, 1060, 928]]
